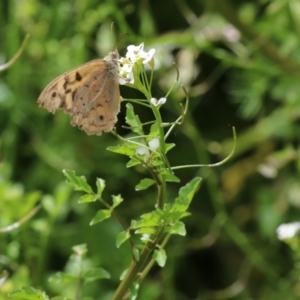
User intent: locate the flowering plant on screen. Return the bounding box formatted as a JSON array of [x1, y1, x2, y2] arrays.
[[8, 43, 235, 300]]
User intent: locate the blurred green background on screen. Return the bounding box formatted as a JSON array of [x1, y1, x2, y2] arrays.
[[1, 0, 300, 299]]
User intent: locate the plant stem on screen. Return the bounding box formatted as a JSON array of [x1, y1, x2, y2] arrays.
[[111, 239, 157, 300]]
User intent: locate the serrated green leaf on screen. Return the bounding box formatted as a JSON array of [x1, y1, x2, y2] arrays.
[[112, 194, 123, 208], [126, 158, 141, 168], [82, 268, 110, 282], [164, 221, 186, 236], [162, 205, 190, 223], [96, 178, 105, 196], [153, 249, 167, 267], [131, 210, 163, 229], [62, 170, 93, 194], [107, 144, 136, 157], [167, 203, 191, 215], [8, 287, 49, 300], [175, 177, 202, 210], [135, 178, 155, 191], [126, 103, 144, 135], [48, 272, 77, 284], [164, 173, 180, 183], [90, 209, 111, 225], [116, 230, 130, 248], [78, 194, 98, 203]]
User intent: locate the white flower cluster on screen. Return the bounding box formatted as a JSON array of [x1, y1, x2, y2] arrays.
[[136, 137, 160, 157], [119, 43, 156, 85]]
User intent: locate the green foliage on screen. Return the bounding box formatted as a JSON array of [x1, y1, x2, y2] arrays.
[[153, 249, 167, 267], [2, 0, 300, 299], [8, 287, 49, 300], [135, 178, 155, 190]]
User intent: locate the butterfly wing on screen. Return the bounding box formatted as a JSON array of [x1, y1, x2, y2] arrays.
[[38, 57, 120, 135]]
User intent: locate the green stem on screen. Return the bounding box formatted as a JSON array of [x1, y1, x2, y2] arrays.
[[137, 233, 171, 284], [111, 233, 162, 300]]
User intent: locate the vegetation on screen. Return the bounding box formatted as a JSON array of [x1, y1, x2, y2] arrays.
[[1, 0, 300, 299]]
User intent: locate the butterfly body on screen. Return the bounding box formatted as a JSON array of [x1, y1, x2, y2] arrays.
[[38, 50, 120, 135]]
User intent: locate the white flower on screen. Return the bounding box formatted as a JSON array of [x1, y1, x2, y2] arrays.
[[141, 48, 156, 64], [126, 43, 145, 62], [136, 147, 150, 157], [119, 59, 133, 73], [276, 222, 300, 240], [148, 138, 160, 150], [150, 97, 166, 107], [118, 58, 134, 85], [118, 43, 156, 85], [119, 71, 134, 85], [126, 43, 155, 65]]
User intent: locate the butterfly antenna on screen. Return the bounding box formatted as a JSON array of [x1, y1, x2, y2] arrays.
[[110, 22, 130, 50], [114, 32, 130, 50]]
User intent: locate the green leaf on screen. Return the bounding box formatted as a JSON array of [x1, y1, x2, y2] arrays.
[[107, 144, 136, 157], [48, 272, 77, 284], [165, 143, 175, 153], [153, 249, 167, 267], [82, 268, 110, 282], [78, 194, 99, 203], [164, 173, 180, 183], [174, 177, 202, 210], [131, 210, 163, 229], [126, 103, 144, 135], [133, 248, 140, 261], [134, 227, 156, 235], [149, 122, 160, 137], [90, 209, 111, 225], [164, 221, 186, 236], [63, 170, 93, 194], [135, 178, 155, 191], [51, 297, 69, 300], [96, 178, 105, 196], [112, 194, 123, 208], [116, 230, 130, 248], [8, 287, 49, 300], [164, 203, 191, 218], [126, 158, 141, 168]]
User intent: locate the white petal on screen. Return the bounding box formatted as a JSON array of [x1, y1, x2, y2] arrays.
[[148, 138, 160, 150], [142, 48, 156, 64], [119, 77, 127, 85], [136, 147, 150, 156], [150, 98, 158, 106], [157, 97, 166, 105]]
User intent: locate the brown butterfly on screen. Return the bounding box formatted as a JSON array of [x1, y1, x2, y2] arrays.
[[37, 50, 120, 135]]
